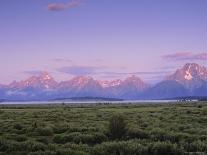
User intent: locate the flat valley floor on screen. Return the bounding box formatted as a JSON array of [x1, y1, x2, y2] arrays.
[[0, 102, 207, 155]]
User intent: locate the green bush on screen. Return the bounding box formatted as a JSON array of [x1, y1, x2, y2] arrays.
[[0, 138, 9, 152], [108, 114, 128, 140], [127, 128, 149, 139], [149, 142, 184, 155], [184, 140, 207, 152], [36, 137, 49, 144], [13, 123, 23, 130], [28, 151, 56, 155], [149, 128, 181, 143], [36, 127, 53, 136], [92, 140, 148, 155], [12, 135, 28, 142], [63, 143, 90, 153], [53, 132, 107, 144], [53, 123, 69, 134], [53, 134, 70, 144], [149, 141, 184, 155], [0, 103, 207, 154], [74, 133, 107, 144]]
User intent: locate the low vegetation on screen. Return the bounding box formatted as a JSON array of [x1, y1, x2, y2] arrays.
[[0, 102, 206, 154]]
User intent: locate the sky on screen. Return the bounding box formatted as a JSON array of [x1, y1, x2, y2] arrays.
[[1, 0, 207, 84]]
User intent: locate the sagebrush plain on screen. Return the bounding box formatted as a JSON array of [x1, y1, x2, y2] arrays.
[[0, 102, 207, 155]]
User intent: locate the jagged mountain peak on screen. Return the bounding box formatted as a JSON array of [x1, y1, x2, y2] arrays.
[[70, 76, 95, 85], [167, 63, 207, 89], [168, 63, 207, 80], [125, 75, 143, 82], [182, 63, 207, 79], [9, 71, 57, 90], [38, 71, 53, 80], [122, 75, 148, 90], [58, 76, 103, 97], [71, 75, 93, 80], [98, 79, 122, 88], [63, 75, 103, 90], [98, 75, 147, 89], [2, 63, 207, 100], [184, 62, 200, 68]]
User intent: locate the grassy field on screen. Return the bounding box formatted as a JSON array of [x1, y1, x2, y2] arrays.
[[0, 102, 207, 155]]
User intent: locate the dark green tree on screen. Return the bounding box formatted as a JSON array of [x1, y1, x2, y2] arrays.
[[108, 114, 128, 140]]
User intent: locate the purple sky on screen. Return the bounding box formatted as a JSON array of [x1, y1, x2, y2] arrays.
[[1, 0, 207, 84]]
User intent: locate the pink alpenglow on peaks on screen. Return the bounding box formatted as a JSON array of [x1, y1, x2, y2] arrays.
[[166, 63, 207, 90], [1, 0, 207, 87], [98, 79, 122, 88], [8, 72, 58, 90], [2, 63, 207, 100]]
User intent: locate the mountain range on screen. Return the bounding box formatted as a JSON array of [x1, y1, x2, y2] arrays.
[[1, 63, 207, 101]]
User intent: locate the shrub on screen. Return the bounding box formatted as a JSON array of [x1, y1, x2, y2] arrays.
[[13, 123, 23, 130], [53, 133, 75, 144], [55, 148, 89, 155], [53, 134, 68, 144], [149, 128, 181, 142], [28, 151, 56, 155], [127, 128, 149, 139], [91, 132, 108, 144], [53, 132, 107, 145], [202, 108, 207, 115], [0, 138, 9, 152], [0, 110, 4, 115], [36, 127, 53, 136], [149, 141, 184, 155], [108, 114, 128, 140], [13, 135, 28, 142], [36, 137, 49, 144], [63, 143, 90, 153], [184, 140, 207, 152], [74, 133, 107, 144], [92, 140, 148, 155], [198, 105, 202, 108], [53, 124, 68, 134], [22, 140, 46, 152]]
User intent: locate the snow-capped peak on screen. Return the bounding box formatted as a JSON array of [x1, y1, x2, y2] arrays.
[[39, 71, 52, 80], [182, 63, 207, 80], [122, 75, 148, 90], [125, 75, 142, 82], [8, 71, 57, 90], [44, 74, 51, 80], [168, 63, 207, 80], [70, 76, 94, 86], [98, 79, 122, 88], [184, 70, 193, 80], [167, 63, 207, 89], [184, 64, 193, 80]]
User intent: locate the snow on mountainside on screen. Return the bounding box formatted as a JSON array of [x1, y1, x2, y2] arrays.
[[57, 75, 148, 99], [1, 63, 207, 101], [99, 75, 148, 99], [1, 74, 148, 100], [166, 63, 207, 89], [58, 76, 102, 90], [98, 75, 147, 90], [116, 75, 148, 99], [8, 72, 58, 90], [98, 79, 122, 88], [57, 76, 104, 97], [122, 75, 148, 91]]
